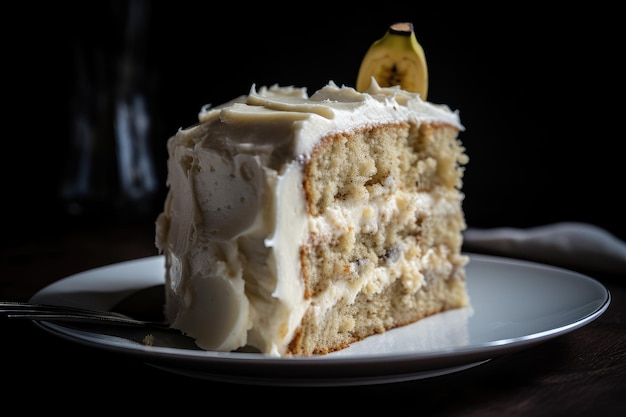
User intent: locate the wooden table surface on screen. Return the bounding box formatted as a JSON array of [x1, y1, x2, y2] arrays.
[[2, 222, 625, 415]]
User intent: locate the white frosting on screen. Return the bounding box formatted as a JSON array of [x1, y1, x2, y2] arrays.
[[155, 80, 462, 356]]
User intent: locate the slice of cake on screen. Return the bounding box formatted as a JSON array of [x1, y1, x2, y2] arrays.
[[155, 79, 469, 356]]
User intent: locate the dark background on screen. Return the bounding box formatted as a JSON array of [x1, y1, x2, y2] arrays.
[[4, 1, 624, 246]]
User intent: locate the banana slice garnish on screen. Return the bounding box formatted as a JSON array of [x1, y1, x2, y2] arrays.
[[356, 22, 428, 100]]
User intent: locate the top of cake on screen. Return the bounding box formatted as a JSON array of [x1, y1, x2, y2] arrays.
[[196, 79, 462, 155]]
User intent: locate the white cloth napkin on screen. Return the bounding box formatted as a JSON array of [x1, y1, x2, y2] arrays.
[[463, 222, 626, 275]]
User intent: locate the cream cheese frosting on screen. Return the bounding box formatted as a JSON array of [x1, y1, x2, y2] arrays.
[[155, 79, 463, 356]]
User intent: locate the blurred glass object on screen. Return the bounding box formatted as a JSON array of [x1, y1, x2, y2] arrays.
[[60, 0, 157, 222]]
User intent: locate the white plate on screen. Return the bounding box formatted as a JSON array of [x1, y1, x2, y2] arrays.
[[30, 254, 610, 386]]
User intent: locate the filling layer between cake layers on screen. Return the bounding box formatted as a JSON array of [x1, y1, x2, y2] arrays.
[[155, 80, 469, 356]]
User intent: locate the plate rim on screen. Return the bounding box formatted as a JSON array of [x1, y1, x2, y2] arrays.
[[28, 253, 611, 385]]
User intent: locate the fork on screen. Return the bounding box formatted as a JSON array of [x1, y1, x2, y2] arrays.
[[0, 301, 170, 329]]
